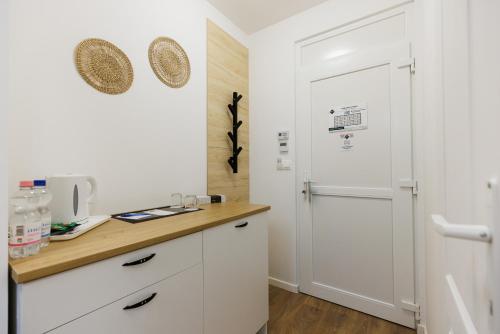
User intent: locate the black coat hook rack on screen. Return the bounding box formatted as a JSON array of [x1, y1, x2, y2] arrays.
[[227, 91, 243, 173]]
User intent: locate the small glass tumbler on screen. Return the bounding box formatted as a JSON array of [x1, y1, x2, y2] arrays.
[[184, 195, 198, 210], [171, 193, 183, 208]]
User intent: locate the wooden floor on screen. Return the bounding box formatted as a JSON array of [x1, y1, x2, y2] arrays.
[[268, 286, 415, 334]]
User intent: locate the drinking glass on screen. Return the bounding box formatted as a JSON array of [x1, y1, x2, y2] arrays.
[[184, 195, 198, 210], [171, 193, 183, 208]]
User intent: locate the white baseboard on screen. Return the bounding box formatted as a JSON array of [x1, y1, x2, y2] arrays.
[[269, 277, 299, 293], [416, 323, 427, 334], [257, 323, 268, 334]]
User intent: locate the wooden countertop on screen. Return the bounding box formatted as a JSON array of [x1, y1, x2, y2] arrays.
[[9, 202, 270, 284]]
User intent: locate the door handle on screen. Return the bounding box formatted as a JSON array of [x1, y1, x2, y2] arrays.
[[399, 178, 418, 195], [235, 221, 248, 228], [123, 293, 157, 310], [122, 253, 156, 266], [303, 178, 316, 202], [432, 215, 492, 243]]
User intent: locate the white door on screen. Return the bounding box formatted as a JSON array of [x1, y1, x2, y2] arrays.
[[421, 0, 500, 333], [297, 42, 415, 328]]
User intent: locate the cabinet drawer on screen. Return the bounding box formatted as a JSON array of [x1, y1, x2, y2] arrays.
[[16, 232, 202, 334], [203, 213, 269, 334], [49, 263, 203, 334]]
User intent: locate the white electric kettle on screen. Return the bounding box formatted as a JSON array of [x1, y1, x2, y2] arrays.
[[47, 174, 97, 224]]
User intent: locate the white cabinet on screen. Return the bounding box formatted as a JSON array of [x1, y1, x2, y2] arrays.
[[203, 213, 269, 334], [12, 213, 268, 334], [49, 264, 203, 334], [15, 232, 202, 334]]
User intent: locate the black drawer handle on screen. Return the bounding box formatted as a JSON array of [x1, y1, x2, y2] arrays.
[[235, 221, 248, 228], [122, 253, 156, 267], [123, 293, 157, 310]]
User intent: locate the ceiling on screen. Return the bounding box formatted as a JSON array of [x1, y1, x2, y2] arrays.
[[207, 0, 330, 34]]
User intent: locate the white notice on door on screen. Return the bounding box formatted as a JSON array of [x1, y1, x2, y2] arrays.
[[329, 103, 367, 133], [339, 133, 354, 151]]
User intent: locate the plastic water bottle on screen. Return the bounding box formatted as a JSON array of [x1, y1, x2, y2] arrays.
[[8, 181, 42, 258], [33, 179, 52, 247]]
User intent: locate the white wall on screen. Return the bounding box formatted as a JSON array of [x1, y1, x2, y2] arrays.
[[6, 0, 246, 330], [8, 0, 247, 215], [1, 0, 8, 332], [249, 0, 415, 290]]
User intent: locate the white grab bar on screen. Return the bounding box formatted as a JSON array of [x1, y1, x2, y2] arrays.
[[432, 214, 492, 243]]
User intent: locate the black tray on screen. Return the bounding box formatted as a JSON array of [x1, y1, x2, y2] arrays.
[[113, 205, 203, 224]]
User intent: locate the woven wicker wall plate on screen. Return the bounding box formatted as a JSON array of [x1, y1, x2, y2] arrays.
[[75, 38, 134, 95], [149, 37, 191, 88]]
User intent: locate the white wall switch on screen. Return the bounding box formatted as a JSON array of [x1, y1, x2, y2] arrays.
[[277, 158, 292, 170]]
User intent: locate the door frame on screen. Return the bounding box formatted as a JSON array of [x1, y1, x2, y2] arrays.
[[293, 4, 427, 330], [414, 0, 500, 332]]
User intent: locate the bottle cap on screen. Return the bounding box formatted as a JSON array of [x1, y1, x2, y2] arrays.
[[19, 181, 33, 188], [33, 179, 47, 187]]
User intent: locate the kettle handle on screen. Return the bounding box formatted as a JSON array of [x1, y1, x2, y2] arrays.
[[87, 176, 97, 203]]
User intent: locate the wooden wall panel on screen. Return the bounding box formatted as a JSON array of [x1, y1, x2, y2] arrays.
[[207, 20, 249, 202]]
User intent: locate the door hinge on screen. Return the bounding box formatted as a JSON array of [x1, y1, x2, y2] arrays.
[[399, 179, 419, 195], [397, 57, 415, 74], [401, 300, 421, 320]]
